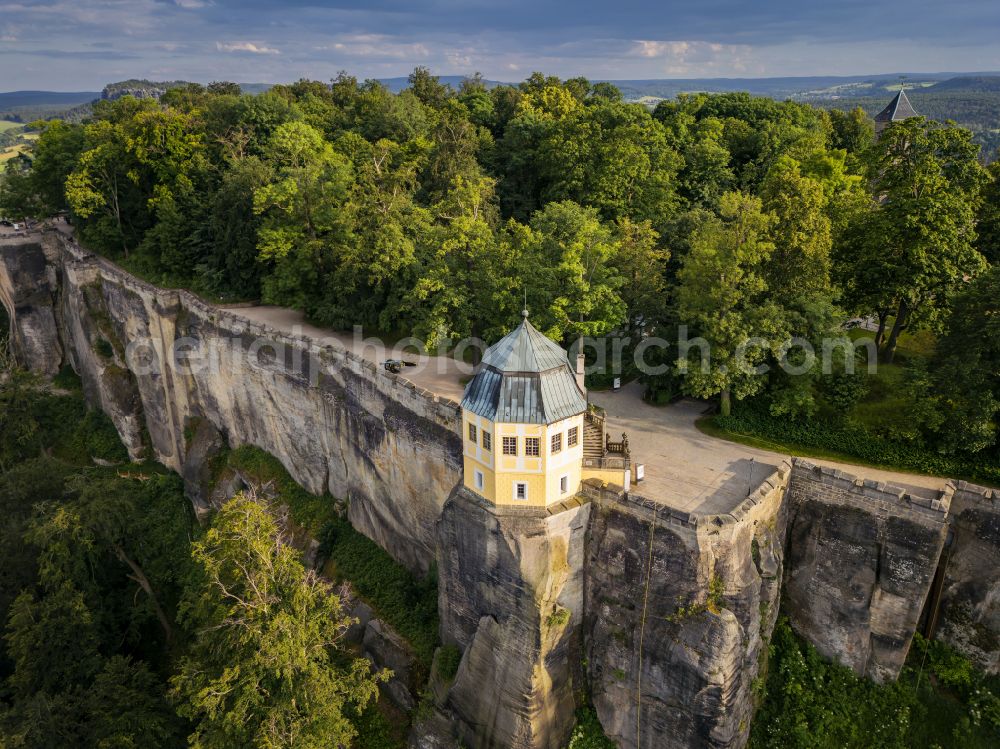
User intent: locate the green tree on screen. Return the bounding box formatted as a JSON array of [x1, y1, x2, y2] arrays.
[[676, 191, 782, 416], [65, 118, 141, 255], [253, 120, 354, 312], [976, 161, 1000, 265], [827, 106, 874, 155], [204, 155, 272, 299], [845, 118, 988, 361], [934, 265, 1000, 455], [0, 367, 44, 471], [420, 99, 492, 204], [0, 119, 85, 217], [524, 200, 626, 342], [409, 175, 508, 348], [761, 155, 833, 302], [326, 132, 432, 329], [407, 66, 451, 109], [611, 217, 669, 337], [170, 491, 384, 749]]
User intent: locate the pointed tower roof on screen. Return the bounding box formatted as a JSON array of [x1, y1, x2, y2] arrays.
[[461, 313, 587, 424], [875, 88, 918, 123]]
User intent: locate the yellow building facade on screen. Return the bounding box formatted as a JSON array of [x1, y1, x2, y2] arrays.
[[462, 412, 585, 507], [460, 312, 607, 508]]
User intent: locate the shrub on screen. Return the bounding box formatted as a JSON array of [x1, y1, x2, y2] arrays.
[[713, 401, 1000, 485], [320, 517, 439, 669], [750, 618, 1000, 748], [567, 706, 615, 748], [436, 644, 461, 682], [94, 337, 114, 359]]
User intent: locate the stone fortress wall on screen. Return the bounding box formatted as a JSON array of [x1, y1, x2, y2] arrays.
[[1, 228, 998, 749]]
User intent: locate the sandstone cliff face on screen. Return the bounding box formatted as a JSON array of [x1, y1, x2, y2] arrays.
[[785, 460, 951, 683], [583, 468, 789, 749], [0, 238, 63, 375], [436, 488, 591, 749], [5, 232, 462, 573], [936, 482, 1000, 674]]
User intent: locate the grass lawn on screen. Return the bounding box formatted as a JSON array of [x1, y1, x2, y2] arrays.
[[0, 119, 23, 132], [0, 143, 28, 163], [694, 414, 960, 478], [700, 324, 1000, 485]]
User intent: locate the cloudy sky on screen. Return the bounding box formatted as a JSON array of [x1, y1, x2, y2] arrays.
[[2, 0, 999, 91]]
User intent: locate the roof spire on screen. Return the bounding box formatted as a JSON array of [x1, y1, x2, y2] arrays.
[[522, 287, 529, 320]]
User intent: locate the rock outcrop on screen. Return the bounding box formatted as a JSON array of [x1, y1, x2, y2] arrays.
[[436, 488, 591, 749], [935, 482, 1000, 674], [5, 230, 1000, 749], [0, 237, 63, 375], [785, 460, 951, 682], [583, 468, 789, 749]]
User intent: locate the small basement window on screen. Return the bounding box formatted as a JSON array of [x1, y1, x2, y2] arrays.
[[560, 475, 568, 494], [475, 470, 484, 490], [514, 482, 528, 501]]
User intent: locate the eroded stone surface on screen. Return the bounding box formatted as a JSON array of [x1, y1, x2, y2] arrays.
[[936, 483, 1000, 674], [9, 231, 463, 573], [584, 468, 789, 748], [785, 460, 950, 682], [437, 489, 590, 749], [6, 231, 1000, 749], [0, 237, 63, 375]]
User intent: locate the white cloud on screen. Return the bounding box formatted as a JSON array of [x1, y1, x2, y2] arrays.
[[216, 41, 280, 55], [626, 39, 753, 75], [318, 34, 430, 60]]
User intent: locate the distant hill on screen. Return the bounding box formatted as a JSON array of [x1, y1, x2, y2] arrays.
[[928, 76, 1000, 93], [602, 73, 989, 102], [0, 90, 100, 110]]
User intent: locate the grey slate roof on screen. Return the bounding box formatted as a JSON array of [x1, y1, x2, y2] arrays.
[[875, 89, 918, 122], [461, 315, 587, 424]]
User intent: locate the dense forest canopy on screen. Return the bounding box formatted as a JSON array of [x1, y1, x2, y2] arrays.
[[2, 67, 998, 458]]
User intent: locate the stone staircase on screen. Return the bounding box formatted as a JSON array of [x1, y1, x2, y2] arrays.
[[583, 411, 606, 460]]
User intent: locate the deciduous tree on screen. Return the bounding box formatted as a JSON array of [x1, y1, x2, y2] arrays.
[[170, 491, 384, 749]]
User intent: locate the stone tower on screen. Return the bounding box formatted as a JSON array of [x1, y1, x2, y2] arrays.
[[874, 87, 919, 136]]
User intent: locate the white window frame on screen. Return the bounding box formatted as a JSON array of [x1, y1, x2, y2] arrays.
[[513, 482, 528, 501], [560, 474, 569, 494], [474, 470, 484, 490]]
